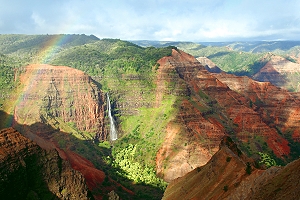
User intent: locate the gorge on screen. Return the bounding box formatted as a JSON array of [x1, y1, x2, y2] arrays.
[[1, 35, 300, 199]]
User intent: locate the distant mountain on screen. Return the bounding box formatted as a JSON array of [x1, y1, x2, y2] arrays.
[[214, 41, 300, 53], [0, 34, 100, 64], [131, 40, 300, 53], [130, 40, 206, 49], [253, 54, 300, 91], [137, 40, 300, 92], [0, 34, 99, 55]]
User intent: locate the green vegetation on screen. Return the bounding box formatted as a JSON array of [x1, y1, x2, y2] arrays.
[[245, 162, 252, 174], [0, 36, 175, 199], [3, 36, 300, 198], [0, 55, 16, 96], [115, 96, 177, 164], [176, 45, 267, 76], [258, 152, 277, 168], [109, 96, 178, 193], [0, 34, 99, 62], [112, 144, 167, 189], [51, 39, 173, 77], [223, 185, 228, 192]]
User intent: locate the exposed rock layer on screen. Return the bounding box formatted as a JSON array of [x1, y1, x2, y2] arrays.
[[0, 127, 92, 199], [253, 55, 300, 92], [163, 136, 300, 200], [155, 50, 300, 182], [14, 64, 106, 140], [156, 50, 226, 181]]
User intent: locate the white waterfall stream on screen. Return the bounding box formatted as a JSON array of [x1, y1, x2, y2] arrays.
[[107, 94, 117, 141]]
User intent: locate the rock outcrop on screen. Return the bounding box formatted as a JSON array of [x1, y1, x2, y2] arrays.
[[155, 49, 300, 182], [253, 55, 300, 92], [14, 64, 106, 140], [156, 50, 226, 181], [162, 136, 300, 200], [0, 127, 92, 199], [197, 56, 223, 73]]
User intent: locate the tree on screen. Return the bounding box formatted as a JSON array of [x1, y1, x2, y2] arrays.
[[258, 152, 277, 168]]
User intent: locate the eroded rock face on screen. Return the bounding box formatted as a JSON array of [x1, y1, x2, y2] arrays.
[[14, 64, 105, 140], [253, 55, 300, 92], [197, 56, 223, 73], [163, 136, 300, 200], [214, 73, 300, 157], [155, 49, 300, 182], [0, 127, 92, 199], [156, 50, 226, 181]]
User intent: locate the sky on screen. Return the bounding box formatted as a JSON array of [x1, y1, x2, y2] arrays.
[[1, 0, 300, 42]]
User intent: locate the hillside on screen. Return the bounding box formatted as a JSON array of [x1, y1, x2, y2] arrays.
[[1, 35, 300, 199], [154, 49, 300, 181], [0, 127, 92, 199], [163, 136, 300, 200], [132, 40, 300, 54], [132, 40, 300, 92], [0, 34, 99, 60], [14, 64, 105, 140], [253, 54, 300, 91], [170, 41, 300, 92]]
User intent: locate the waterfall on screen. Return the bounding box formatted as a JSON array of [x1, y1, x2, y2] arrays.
[[107, 93, 117, 141]]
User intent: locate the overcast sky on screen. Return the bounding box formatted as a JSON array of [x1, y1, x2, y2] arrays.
[[1, 0, 300, 41]]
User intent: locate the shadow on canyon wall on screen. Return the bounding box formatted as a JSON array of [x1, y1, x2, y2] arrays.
[[0, 110, 165, 200]]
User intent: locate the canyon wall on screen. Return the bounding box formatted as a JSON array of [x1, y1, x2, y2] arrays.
[[14, 64, 106, 140], [155, 49, 300, 181], [163, 136, 300, 200], [0, 127, 92, 199]]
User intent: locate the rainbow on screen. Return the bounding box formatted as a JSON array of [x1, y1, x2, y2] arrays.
[[36, 34, 71, 64], [1, 34, 72, 128]]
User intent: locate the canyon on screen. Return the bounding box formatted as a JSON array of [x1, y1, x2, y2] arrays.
[[155, 49, 300, 181], [1, 37, 300, 199]]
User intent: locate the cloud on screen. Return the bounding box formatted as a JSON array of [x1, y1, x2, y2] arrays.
[[0, 0, 299, 41], [31, 12, 45, 28]]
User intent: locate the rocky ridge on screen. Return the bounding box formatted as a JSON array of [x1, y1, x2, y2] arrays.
[[156, 50, 226, 181], [155, 49, 300, 182], [253, 55, 300, 92], [0, 127, 92, 199], [162, 136, 300, 200]]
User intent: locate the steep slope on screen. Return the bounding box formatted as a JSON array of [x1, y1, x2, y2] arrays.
[[0, 127, 92, 199], [155, 49, 300, 182], [163, 136, 300, 200], [2, 38, 300, 198], [14, 64, 106, 140], [214, 73, 300, 133], [155, 50, 227, 181], [197, 56, 223, 73], [0, 34, 99, 63], [253, 54, 300, 91]]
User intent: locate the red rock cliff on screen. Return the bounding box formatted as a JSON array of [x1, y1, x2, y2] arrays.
[[14, 64, 106, 140], [155, 49, 300, 182], [163, 136, 300, 200], [0, 127, 92, 199]]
